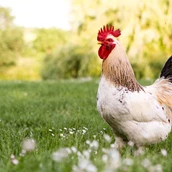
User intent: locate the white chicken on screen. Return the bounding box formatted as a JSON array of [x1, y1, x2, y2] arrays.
[[97, 25, 172, 148]]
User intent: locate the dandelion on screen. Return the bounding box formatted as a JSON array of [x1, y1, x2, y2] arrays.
[[52, 148, 70, 162], [22, 138, 36, 152], [103, 134, 112, 143], [161, 149, 167, 156]]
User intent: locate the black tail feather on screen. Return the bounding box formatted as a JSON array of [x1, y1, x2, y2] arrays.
[[160, 56, 172, 82]]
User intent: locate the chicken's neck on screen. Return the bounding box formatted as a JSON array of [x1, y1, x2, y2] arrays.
[[102, 47, 143, 92]]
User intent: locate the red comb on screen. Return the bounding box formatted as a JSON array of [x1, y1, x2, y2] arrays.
[[97, 25, 121, 41]]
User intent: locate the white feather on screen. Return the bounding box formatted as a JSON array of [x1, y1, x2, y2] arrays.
[[97, 75, 171, 146]]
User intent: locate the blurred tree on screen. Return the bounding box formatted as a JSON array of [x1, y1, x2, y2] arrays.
[[41, 0, 172, 80], [33, 28, 69, 54], [0, 7, 24, 67]]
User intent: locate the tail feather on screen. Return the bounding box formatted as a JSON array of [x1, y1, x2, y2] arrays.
[[160, 56, 172, 82]]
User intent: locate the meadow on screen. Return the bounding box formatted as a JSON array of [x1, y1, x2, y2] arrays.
[[0, 79, 172, 172]]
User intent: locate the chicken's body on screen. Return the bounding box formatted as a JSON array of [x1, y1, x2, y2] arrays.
[[97, 25, 172, 147]]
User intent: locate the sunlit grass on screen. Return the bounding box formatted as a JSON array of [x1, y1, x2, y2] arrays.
[[0, 79, 171, 172]]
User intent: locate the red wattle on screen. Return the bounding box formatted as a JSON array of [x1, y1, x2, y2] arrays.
[[98, 44, 116, 59]]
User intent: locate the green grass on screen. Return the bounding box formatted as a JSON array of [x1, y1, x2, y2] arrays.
[[0, 79, 172, 172]]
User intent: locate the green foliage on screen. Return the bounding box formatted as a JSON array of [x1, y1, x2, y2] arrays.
[[33, 28, 69, 53], [0, 7, 24, 67], [0, 80, 172, 171], [68, 0, 172, 80], [41, 44, 101, 80]]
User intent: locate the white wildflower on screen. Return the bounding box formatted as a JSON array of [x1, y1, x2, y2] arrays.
[[93, 135, 96, 139], [83, 127, 88, 130], [82, 129, 86, 134], [128, 141, 134, 147], [51, 133, 55, 136], [103, 134, 112, 143], [10, 154, 19, 165], [49, 129, 53, 132], [83, 150, 90, 159], [134, 147, 145, 156], [52, 148, 70, 162], [90, 140, 99, 150], [110, 144, 115, 148], [141, 158, 151, 168], [123, 158, 133, 166], [104, 148, 121, 171], [86, 140, 91, 145], [73, 158, 97, 172], [60, 133, 65, 138], [148, 164, 162, 172], [22, 138, 36, 152], [71, 146, 77, 153], [20, 149, 26, 157], [102, 154, 108, 162], [161, 149, 167, 156], [11, 159, 19, 165], [70, 131, 74, 134]]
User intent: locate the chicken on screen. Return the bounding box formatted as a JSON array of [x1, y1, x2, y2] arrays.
[[97, 25, 172, 148]]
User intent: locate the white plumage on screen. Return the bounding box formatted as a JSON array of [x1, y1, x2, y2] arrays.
[[97, 76, 171, 147]]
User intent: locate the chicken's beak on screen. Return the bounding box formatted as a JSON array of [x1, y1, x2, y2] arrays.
[[98, 41, 103, 45]]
